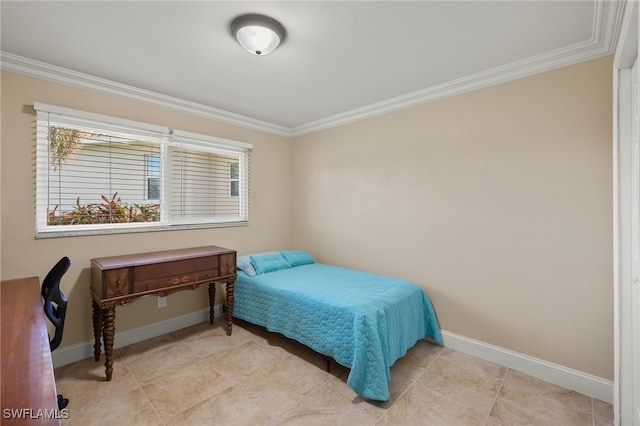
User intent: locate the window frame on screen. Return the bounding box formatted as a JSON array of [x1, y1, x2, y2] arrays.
[[35, 103, 252, 238]]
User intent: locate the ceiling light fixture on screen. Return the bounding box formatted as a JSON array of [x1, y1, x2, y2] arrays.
[[230, 13, 286, 56]]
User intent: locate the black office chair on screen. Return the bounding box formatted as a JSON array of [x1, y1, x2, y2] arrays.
[[41, 256, 71, 410]]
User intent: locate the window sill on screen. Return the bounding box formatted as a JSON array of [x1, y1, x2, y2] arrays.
[[35, 221, 249, 239]]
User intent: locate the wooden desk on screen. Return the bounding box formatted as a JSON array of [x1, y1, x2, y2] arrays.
[[1, 277, 61, 425], [90, 245, 236, 381]]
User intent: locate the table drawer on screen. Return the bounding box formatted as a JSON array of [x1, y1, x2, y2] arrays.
[[133, 273, 197, 293], [103, 268, 130, 297], [220, 253, 236, 276], [196, 269, 220, 281], [134, 256, 219, 282]]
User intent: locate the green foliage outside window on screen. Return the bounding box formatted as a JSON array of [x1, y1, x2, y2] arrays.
[[49, 127, 87, 170], [48, 193, 160, 225]]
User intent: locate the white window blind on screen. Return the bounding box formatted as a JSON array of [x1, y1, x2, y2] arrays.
[[168, 130, 250, 226], [35, 103, 251, 237]]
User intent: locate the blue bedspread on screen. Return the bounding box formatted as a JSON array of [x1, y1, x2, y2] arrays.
[[233, 263, 442, 401]]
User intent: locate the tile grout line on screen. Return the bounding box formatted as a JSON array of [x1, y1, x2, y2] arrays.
[[119, 332, 217, 425], [274, 381, 331, 424], [376, 344, 448, 425], [481, 366, 509, 426], [399, 344, 446, 394], [118, 347, 167, 426]]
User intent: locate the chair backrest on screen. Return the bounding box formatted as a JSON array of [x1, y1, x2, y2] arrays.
[[41, 256, 71, 351]]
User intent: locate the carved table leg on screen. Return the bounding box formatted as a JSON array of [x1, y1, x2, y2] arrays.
[[225, 278, 234, 336], [208, 282, 216, 325], [92, 300, 103, 361], [101, 306, 116, 381]]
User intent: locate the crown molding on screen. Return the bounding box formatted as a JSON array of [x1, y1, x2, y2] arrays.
[[0, 1, 624, 139], [0, 51, 293, 138], [290, 0, 625, 137]]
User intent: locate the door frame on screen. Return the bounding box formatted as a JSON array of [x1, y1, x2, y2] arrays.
[[613, 2, 639, 425]]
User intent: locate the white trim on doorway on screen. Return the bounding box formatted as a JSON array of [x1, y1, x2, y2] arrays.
[[613, 1, 639, 424]]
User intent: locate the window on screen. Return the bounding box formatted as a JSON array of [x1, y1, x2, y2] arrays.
[[229, 162, 239, 197], [35, 103, 252, 237], [146, 155, 161, 200]]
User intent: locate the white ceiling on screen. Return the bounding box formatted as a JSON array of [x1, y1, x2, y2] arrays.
[[0, 1, 624, 137]]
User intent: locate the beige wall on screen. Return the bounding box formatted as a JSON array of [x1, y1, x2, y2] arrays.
[[0, 55, 614, 380], [0, 71, 292, 346], [291, 56, 614, 379]]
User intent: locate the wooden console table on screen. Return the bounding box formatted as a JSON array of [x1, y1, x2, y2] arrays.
[[90, 245, 236, 381], [1, 277, 60, 425]]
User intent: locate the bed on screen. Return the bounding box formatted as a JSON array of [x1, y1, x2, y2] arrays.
[[232, 250, 442, 401]]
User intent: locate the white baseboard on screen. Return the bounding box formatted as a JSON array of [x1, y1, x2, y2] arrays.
[[441, 330, 614, 403], [52, 305, 222, 368]]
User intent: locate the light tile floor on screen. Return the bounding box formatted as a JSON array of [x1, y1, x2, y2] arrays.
[[55, 319, 614, 425]]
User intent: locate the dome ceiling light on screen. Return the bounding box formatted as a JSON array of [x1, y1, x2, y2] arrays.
[[230, 13, 287, 56]]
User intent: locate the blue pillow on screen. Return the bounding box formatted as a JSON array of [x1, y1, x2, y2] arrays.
[[281, 250, 315, 267], [236, 255, 257, 277], [250, 252, 291, 274]]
